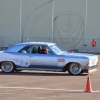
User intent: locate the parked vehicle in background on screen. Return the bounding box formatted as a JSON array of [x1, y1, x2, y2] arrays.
[[0, 42, 98, 75]]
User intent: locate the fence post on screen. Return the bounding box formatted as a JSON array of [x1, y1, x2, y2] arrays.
[[73, 38, 74, 50], [2, 36, 3, 47]]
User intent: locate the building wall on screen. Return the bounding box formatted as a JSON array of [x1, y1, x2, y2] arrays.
[[0, 0, 20, 37], [0, 0, 100, 48], [87, 0, 100, 38]]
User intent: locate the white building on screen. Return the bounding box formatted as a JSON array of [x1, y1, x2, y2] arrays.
[[0, 0, 100, 50]]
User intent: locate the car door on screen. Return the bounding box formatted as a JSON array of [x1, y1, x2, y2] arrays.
[[29, 45, 62, 71]]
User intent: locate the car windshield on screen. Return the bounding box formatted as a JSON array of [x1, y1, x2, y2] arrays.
[[50, 44, 67, 54]]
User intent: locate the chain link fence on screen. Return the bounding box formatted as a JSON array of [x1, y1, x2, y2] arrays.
[[0, 36, 100, 53]]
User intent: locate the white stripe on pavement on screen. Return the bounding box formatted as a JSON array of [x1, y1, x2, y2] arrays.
[[0, 86, 100, 92]]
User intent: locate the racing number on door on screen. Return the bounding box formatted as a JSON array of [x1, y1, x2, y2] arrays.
[[58, 58, 65, 62]]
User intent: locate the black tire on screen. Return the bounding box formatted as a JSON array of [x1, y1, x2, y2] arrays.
[[68, 63, 82, 75], [1, 61, 15, 73]]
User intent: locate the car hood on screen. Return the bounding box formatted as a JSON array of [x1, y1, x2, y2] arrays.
[[60, 52, 98, 59]]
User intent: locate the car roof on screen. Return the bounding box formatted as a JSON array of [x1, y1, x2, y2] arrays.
[[17, 42, 55, 46], [5, 42, 55, 53]]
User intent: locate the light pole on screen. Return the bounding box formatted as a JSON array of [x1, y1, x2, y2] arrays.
[[20, 0, 22, 42], [85, 0, 87, 45], [51, 0, 54, 43]]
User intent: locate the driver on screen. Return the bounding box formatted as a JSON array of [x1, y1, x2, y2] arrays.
[[41, 46, 48, 54]]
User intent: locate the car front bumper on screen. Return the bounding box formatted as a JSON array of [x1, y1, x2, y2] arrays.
[[83, 65, 97, 73]]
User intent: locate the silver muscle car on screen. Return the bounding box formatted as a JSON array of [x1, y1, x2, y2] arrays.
[[0, 42, 98, 75]]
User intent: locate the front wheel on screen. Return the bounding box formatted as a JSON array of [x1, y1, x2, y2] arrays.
[[68, 63, 82, 75], [1, 61, 15, 73]]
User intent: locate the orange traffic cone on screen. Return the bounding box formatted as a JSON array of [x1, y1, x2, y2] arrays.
[[85, 76, 93, 93]]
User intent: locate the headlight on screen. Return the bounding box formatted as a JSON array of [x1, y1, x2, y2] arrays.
[[89, 58, 98, 66]]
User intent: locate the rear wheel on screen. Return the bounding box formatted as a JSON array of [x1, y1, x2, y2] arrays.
[[1, 61, 15, 73], [68, 63, 82, 75]]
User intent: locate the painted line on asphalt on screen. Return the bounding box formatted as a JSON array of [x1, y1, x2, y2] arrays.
[[0, 86, 100, 93]]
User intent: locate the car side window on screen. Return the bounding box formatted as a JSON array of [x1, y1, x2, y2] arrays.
[[31, 46, 41, 54], [40, 46, 53, 54], [31, 46, 37, 53], [18, 46, 31, 53], [31, 45, 53, 54]]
